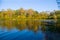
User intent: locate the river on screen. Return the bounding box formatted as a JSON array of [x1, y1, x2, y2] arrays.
[[0, 20, 60, 40]]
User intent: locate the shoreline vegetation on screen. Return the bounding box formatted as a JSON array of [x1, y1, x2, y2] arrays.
[[0, 8, 60, 32]]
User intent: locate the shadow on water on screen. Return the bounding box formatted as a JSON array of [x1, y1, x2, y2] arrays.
[[0, 20, 60, 40]]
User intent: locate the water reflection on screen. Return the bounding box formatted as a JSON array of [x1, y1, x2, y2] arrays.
[[0, 20, 42, 31], [0, 20, 60, 40]]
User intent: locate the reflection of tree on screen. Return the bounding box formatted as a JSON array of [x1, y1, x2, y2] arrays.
[[16, 20, 26, 30], [41, 21, 46, 31], [0, 18, 46, 32], [26, 20, 33, 30], [32, 21, 39, 31], [5, 20, 13, 30], [26, 20, 41, 32]]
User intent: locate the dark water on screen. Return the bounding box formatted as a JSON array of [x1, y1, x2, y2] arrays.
[[0, 28, 45, 40], [0, 28, 60, 40], [45, 31, 60, 40]]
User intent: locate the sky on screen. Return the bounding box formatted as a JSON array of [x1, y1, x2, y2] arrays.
[[0, 0, 59, 12]]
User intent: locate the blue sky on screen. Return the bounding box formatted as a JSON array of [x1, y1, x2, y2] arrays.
[[0, 0, 58, 11]]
